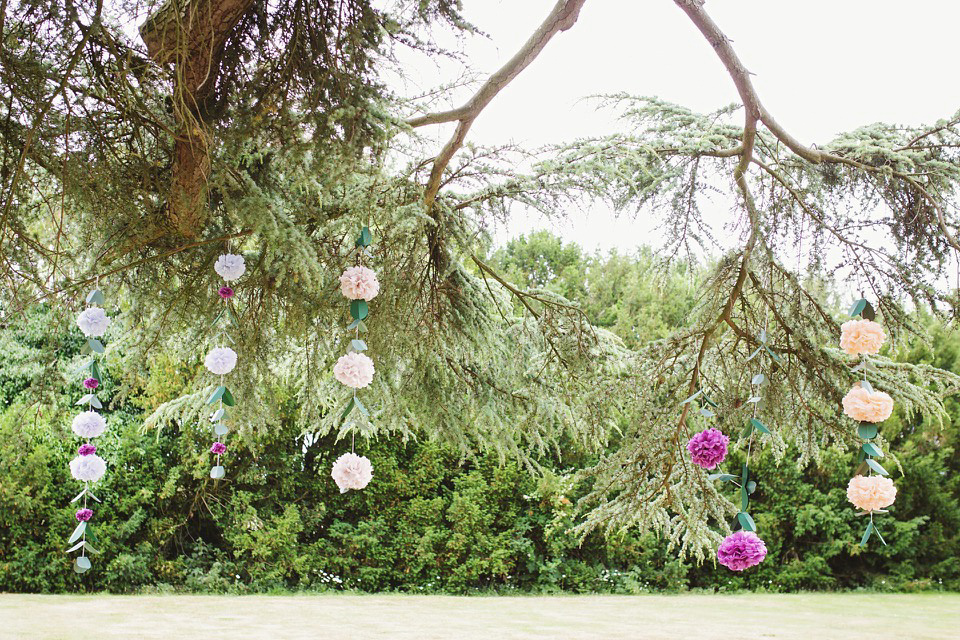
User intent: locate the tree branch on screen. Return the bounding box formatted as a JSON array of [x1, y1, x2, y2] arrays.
[[412, 0, 587, 212]]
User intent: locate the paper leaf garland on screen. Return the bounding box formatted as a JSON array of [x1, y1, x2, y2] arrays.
[[68, 286, 112, 574]]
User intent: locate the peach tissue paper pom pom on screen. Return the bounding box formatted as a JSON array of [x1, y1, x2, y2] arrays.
[[847, 475, 897, 512], [333, 352, 375, 389], [331, 452, 373, 493], [339, 266, 380, 301], [842, 385, 894, 423], [204, 347, 238, 376], [214, 253, 246, 281], [839, 319, 886, 356], [76, 307, 111, 337], [72, 411, 107, 438], [69, 454, 107, 483]]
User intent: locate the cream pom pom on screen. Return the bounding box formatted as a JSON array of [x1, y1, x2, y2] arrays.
[[847, 475, 897, 512], [840, 319, 886, 356], [842, 385, 894, 423], [204, 347, 238, 376], [331, 452, 373, 493], [339, 266, 380, 301], [72, 411, 107, 438], [76, 307, 111, 337], [214, 253, 246, 281], [69, 454, 107, 483], [333, 352, 375, 389]]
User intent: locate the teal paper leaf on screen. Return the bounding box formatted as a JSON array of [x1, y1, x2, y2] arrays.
[[354, 396, 370, 417], [857, 424, 879, 440], [214, 424, 229, 436], [222, 388, 236, 407], [207, 386, 226, 405], [351, 339, 368, 352], [862, 442, 884, 458], [849, 299, 867, 318], [860, 380, 874, 394], [750, 418, 771, 434], [210, 466, 225, 479], [737, 512, 756, 532], [707, 473, 736, 482], [681, 390, 702, 405], [74, 557, 91, 573], [349, 300, 369, 321], [865, 458, 889, 476], [88, 339, 105, 354], [86, 289, 104, 305], [747, 480, 757, 494], [68, 521, 86, 544], [340, 397, 355, 423], [860, 521, 874, 546], [752, 373, 765, 385]]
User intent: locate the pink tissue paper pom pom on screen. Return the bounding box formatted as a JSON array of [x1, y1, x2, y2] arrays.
[[847, 475, 897, 512], [210, 442, 227, 455], [72, 411, 107, 438], [339, 266, 380, 301], [331, 452, 373, 493], [69, 454, 107, 482], [842, 385, 894, 423], [840, 319, 886, 356], [717, 531, 767, 571], [83, 377, 99, 390], [333, 352, 375, 389], [204, 347, 238, 376], [686, 428, 729, 469], [78, 443, 97, 456], [75, 508, 93, 522]]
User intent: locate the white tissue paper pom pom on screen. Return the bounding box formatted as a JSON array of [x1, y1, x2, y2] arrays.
[[204, 347, 238, 375], [72, 411, 107, 438], [70, 454, 107, 482], [76, 307, 111, 337], [333, 352, 375, 389], [331, 452, 373, 493], [214, 253, 246, 281], [338, 266, 380, 301]]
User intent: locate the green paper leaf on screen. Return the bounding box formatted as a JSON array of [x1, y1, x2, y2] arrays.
[[874, 525, 887, 546], [750, 418, 771, 435], [860, 521, 873, 546], [681, 390, 702, 405], [764, 346, 782, 363], [354, 226, 373, 247], [747, 396, 762, 404], [221, 388, 236, 407], [758, 329, 767, 343], [84, 542, 100, 555], [347, 318, 361, 330], [849, 299, 867, 318], [70, 488, 87, 503], [212, 408, 226, 421], [862, 442, 884, 458], [86, 289, 105, 305], [737, 512, 756, 532], [207, 386, 226, 405], [752, 373, 765, 385], [68, 521, 86, 544], [84, 524, 97, 542], [740, 486, 749, 512], [74, 557, 91, 573], [354, 396, 369, 417], [340, 397, 355, 423], [214, 424, 229, 436], [862, 300, 876, 321], [89, 360, 101, 381], [858, 424, 879, 440], [357, 320, 368, 333], [854, 460, 869, 476], [747, 480, 757, 494], [349, 300, 369, 321], [745, 347, 763, 362], [88, 338, 105, 354], [699, 407, 714, 418], [741, 422, 754, 438], [210, 466, 225, 479], [707, 473, 736, 482], [66, 540, 85, 553], [351, 339, 368, 352], [865, 458, 889, 476]]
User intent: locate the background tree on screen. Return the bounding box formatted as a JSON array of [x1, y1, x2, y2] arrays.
[[2, 0, 960, 557]]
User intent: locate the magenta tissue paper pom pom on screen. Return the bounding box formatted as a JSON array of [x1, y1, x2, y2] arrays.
[[83, 377, 99, 390], [686, 427, 729, 469], [717, 531, 767, 571], [75, 508, 93, 522], [218, 286, 234, 300], [78, 443, 97, 456], [210, 442, 227, 455]]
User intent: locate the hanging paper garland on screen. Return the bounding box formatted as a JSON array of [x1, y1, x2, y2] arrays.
[[841, 298, 897, 546], [203, 253, 244, 480], [331, 226, 377, 493], [688, 325, 778, 571], [67, 284, 111, 574]]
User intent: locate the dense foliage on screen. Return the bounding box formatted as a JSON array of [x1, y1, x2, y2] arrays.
[[2, 236, 958, 593]]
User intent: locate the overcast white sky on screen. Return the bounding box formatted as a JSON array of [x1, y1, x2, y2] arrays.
[[394, 0, 960, 253]]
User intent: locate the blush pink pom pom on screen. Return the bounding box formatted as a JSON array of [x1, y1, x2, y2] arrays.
[[847, 475, 897, 512], [840, 319, 886, 356], [333, 352, 375, 389], [842, 386, 894, 423], [331, 452, 373, 493], [339, 266, 380, 301]]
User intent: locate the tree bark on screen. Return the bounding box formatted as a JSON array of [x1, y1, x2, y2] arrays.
[[140, 0, 254, 238]]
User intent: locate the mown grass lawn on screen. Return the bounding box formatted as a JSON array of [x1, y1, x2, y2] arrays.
[[2, 592, 958, 639]]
